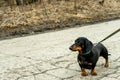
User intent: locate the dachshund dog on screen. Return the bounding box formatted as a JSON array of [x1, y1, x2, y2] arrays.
[[69, 37, 109, 76]]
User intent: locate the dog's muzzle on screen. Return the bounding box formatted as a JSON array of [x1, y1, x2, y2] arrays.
[[69, 44, 82, 53]]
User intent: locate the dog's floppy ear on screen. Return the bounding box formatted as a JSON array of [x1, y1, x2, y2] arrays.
[[85, 39, 93, 51]]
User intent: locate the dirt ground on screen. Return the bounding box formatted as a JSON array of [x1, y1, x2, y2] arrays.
[[0, 0, 120, 38]]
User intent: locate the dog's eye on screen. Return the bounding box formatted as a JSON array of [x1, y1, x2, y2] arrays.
[[75, 42, 81, 46], [77, 42, 84, 46], [75, 42, 80, 45]]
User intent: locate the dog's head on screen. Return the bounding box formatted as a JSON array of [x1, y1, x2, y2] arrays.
[[69, 37, 93, 55]]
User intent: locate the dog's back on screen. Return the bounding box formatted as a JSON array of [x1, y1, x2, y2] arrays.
[[92, 43, 108, 58]]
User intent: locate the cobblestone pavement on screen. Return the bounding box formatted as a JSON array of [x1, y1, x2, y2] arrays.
[[0, 20, 120, 80]]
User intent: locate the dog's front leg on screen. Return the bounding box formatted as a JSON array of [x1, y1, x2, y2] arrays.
[[81, 68, 87, 76], [78, 61, 87, 76], [91, 68, 97, 76]]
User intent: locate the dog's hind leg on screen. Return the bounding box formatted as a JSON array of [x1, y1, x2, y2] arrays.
[[105, 58, 109, 67], [100, 46, 109, 68]]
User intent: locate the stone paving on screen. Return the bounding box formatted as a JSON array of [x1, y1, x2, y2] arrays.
[[0, 20, 120, 80]]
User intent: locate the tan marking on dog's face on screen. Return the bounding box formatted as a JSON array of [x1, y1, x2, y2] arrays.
[[71, 45, 82, 53]]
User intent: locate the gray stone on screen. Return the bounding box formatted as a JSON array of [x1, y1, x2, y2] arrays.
[[35, 74, 61, 80], [46, 68, 79, 79], [0, 20, 120, 80], [101, 77, 118, 80], [18, 76, 35, 80], [64, 75, 100, 80]]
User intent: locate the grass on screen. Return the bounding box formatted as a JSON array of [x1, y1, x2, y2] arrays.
[[0, 0, 120, 37]]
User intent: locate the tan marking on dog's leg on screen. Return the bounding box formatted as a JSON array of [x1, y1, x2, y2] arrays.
[[81, 68, 87, 76], [91, 69, 97, 76], [105, 59, 109, 68]]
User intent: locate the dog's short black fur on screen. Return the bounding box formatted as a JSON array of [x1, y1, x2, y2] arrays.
[[69, 37, 109, 76]]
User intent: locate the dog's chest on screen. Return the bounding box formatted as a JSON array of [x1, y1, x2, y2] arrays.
[[79, 56, 92, 69]]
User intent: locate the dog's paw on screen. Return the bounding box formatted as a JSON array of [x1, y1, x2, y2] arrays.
[[91, 72, 97, 76], [105, 61, 109, 68], [105, 63, 109, 68], [91, 69, 97, 76], [81, 72, 87, 76], [81, 69, 87, 76]]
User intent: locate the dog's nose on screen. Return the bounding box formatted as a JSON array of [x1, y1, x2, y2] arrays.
[[69, 46, 72, 50]]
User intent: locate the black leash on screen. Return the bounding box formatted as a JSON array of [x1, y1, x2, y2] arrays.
[[99, 28, 120, 43]]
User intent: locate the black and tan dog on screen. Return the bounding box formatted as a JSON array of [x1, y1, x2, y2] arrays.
[[69, 37, 109, 76]]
